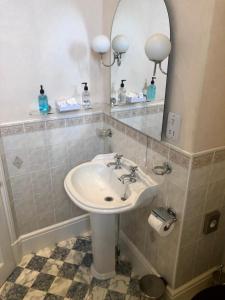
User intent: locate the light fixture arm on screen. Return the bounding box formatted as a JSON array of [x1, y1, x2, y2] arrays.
[[159, 62, 168, 75], [100, 52, 125, 68], [153, 61, 168, 76], [100, 53, 116, 68]]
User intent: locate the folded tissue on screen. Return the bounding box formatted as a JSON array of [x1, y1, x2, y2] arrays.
[[126, 92, 145, 104], [56, 98, 81, 112]]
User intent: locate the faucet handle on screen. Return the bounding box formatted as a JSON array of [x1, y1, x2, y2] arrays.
[[114, 154, 123, 160], [130, 166, 138, 173]]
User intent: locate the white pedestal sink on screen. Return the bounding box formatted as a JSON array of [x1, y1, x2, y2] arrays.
[[64, 153, 159, 279]]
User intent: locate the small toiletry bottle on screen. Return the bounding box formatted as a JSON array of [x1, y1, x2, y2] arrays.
[[147, 77, 156, 101], [118, 80, 127, 104], [38, 85, 49, 114], [82, 82, 91, 109], [142, 79, 148, 100]]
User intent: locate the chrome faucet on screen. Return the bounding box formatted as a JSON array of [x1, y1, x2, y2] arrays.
[[107, 154, 123, 169], [119, 166, 138, 183]]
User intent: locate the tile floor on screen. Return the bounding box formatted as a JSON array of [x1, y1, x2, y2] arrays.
[[0, 234, 143, 300]]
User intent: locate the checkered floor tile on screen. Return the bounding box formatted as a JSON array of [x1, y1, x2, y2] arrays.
[[0, 235, 143, 300]]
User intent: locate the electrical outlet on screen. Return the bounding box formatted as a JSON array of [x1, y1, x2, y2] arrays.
[[166, 112, 181, 141]]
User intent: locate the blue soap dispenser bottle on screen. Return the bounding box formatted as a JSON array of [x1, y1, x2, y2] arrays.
[[147, 77, 156, 101], [38, 85, 49, 114]]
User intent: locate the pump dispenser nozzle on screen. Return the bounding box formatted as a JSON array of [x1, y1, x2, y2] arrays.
[[40, 85, 45, 95], [151, 77, 156, 84], [82, 82, 88, 91], [120, 80, 126, 88]]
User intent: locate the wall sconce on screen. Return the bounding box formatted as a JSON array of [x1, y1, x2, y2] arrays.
[[145, 33, 171, 76], [92, 34, 129, 68]]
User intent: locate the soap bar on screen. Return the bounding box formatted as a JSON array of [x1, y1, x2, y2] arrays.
[[56, 98, 81, 112]]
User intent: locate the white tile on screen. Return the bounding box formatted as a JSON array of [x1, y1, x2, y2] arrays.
[[48, 277, 72, 297], [109, 275, 130, 294], [15, 269, 39, 287], [74, 265, 93, 285], [18, 254, 34, 268], [65, 249, 84, 265], [86, 286, 107, 300], [36, 247, 53, 258], [58, 237, 77, 249], [0, 282, 14, 299], [23, 288, 46, 300], [41, 259, 63, 276]]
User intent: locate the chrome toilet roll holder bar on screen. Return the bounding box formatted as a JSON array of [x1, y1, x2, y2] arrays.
[[151, 207, 177, 231]]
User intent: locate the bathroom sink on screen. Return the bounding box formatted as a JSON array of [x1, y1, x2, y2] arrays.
[[64, 153, 159, 214], [64, 153, 159, 280]]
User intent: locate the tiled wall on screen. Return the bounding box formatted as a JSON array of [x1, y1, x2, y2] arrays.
[[0, 114, 106, 237], [104, 115, 191, 288], [1, 112, 225, 290], [175, 151, 225, 287], [104, 115, 225, 289]]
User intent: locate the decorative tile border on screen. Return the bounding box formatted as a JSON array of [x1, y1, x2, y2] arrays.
[[46, 119, 66, 130], [111, 103, 163, 120], [192, 153, 214, 169], [24, 121, 46, 133], [0, 124, 24, 136], [169, 149, 190, 169], [105, 115, 191, 169], [66, 117, 84, 127], [1, 110, 225, 172], [151, 139, 169, 158], [213, 149, 225, 163], [0, 113, 104, 136]]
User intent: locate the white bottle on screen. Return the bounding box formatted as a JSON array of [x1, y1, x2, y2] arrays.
[[118, 80, 127, 105], [82, 82, 91, 109]]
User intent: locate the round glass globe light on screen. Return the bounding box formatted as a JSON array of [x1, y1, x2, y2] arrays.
[[92, 35, 110, 54], [112, 35, 129, 53], [145, 33, 171, 62]]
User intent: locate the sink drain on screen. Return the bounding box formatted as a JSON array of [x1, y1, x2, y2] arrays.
[[104, 196, 114, 202]]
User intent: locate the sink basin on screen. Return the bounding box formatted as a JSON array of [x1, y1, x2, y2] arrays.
[[64, 153, 159, 214], [64, 153, 159, 280]]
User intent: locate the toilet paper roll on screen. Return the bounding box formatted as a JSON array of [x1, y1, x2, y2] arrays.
[[148, 213, 175, 237]]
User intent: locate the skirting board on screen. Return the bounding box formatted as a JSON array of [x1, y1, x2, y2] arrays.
[[12, 214, 90, 264], [165, 266, 218, 300], [120, 231, 216, 300]]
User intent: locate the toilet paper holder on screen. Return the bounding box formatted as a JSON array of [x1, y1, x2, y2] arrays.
[[151, 207, 177, 231]]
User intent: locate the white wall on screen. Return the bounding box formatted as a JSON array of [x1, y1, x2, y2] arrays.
[[0, 0, 104, 122], [164, 0, 215, 152], [193, 0, 225, 152]]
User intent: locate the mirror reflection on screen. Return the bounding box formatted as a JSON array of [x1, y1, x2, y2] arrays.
[[110, 0, 170, 140]]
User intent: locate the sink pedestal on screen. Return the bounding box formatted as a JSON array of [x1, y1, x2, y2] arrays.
[[65, 154, 159, 279], [90, 213, 116, 280]]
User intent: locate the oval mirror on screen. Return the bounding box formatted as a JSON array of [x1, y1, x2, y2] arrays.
[[110, 0, 170, 140]]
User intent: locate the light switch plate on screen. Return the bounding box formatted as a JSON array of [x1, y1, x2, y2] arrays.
[[166, 112, 181, 141]]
